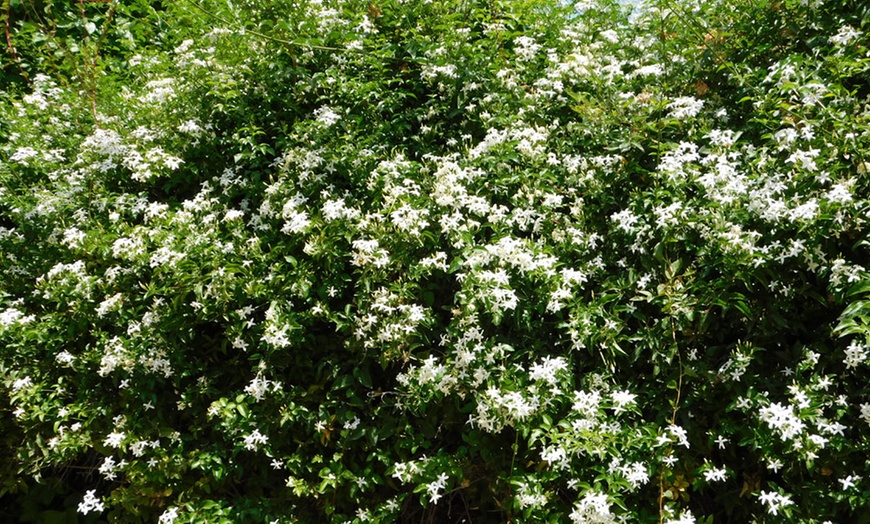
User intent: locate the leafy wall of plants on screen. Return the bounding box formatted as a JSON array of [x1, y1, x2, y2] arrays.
[[1, 0, 869, 522]]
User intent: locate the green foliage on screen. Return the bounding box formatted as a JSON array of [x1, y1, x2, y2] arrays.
[[1, 0, 870, 522]]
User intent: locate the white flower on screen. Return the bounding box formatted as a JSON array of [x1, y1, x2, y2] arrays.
[[77, 490, 105, 515], [611, 390, 637, 413], [314, 105, 342, 127], [243, 429, 269, 451], [96, 293, 124, 317], [281, 210, 311, 234], [620, 461, 649, 489], [703, 466, 727, 482], [516, 481, 547, 509], [223, 209, 244, 221], [667, 96, 704, 119], [351, 239, 390, 268], [844, 341, 868, 369], [10, 147, 39, 165], [112, 236, 146, 259], [573, 390, 602, 417], [390, 204, 430, 235], [178, 119, 203, 134], [758, 490, 794, 516], [529, 356, 568, 385], [664, 511, 696, 524], [419, 251, 449, 271], [668, 424, 690, 448], [103, 431, 125, 448], [786, 148, 820, 172], [99, 456, 120, 480], [421, 64, 458, 81], [322, 198, 359, 221], [11, 376, 32, 392], [759, 402, 805, 441], [570, 490, 614, 524], [159, 507, 179, 524], [541, 445, 569, 470], [632, 64, 664, 77], [143, 78, 176, 104], [767, 458, 783, 472], [149, 247, 186, 268], [426, 472, 449, 505], [611, 209, 640, 233], [838, 475, 861, 490], [830, 25, 861, 47], [56, 351, 75, 365], [514, 36, 542, 62], [244, 375, 272, 401], [416, 355, 446, 385]]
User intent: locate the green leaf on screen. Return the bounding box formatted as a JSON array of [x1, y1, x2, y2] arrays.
[[353, 366, 372, 388], [847, 281, 870, 298]]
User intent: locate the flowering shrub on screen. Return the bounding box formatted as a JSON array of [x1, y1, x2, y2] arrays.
[[1, 0, 869, 522]]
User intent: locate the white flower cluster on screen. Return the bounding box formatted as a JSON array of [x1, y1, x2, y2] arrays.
[[243, 429, 269, 451], [830, 25, 861, 47], [353, 288, 429, 354], [570, 490, 614, 524], [351, 238, 390, 268], [516, 481, 547, 509], [514, 36, 542, 62], [758, 490, 794, 516], [96, 293, 124, 317], [473, 388, 540, 432], [529, 356, 569, 386], [0, 308, 35, 329], [425, 472, 449, 504], [159, 507, 179, 524], [667, 96, 704, 119], [77, 490, 105, 515], [663, 511, 696, 524], [244, 373, 281, 401], [758, 402, 805, 441], [314, 105, 342, 127], [9, 147, 39, 165], [844, 341, 868, 369]]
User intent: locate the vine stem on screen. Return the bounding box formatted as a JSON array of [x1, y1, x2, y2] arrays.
[[659, 316, 684, 524], [670, 318, 684, 426], [506, 428, 519, 524]]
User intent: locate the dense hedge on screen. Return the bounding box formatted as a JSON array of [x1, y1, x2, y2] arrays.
[[2, 0, 869, 522]]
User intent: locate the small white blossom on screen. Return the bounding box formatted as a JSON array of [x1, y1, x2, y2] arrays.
[[426, 472, 449, 505], [529, 356, 568, 385], [611, 390, 637, 414], [570, 490, 614, 524], [703, 466, 727, 482], [159, 507, 179, 524], [103, 431, 125, 448], [243, 429, 269, 451], [844, 341, 868, 369], [667, 96, 704, 119], [314, 106, 342, 127], [664, 511, 696, 524], [830, 25, 861, 47], [77, 490, 105, 515], [758, 490, 794, 516]]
